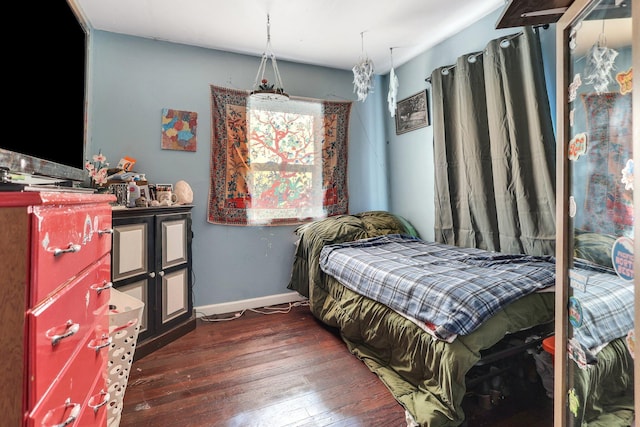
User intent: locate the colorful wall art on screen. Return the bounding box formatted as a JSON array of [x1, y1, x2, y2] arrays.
[[161, 108, 197, 152]]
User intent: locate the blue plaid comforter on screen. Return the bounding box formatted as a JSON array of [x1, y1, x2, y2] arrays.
[[319, 234, 556, 339], [570, 261, 635, 352]]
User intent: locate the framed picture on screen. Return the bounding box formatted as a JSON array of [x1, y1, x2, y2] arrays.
[[395, 90, 430, 135], [161, 108, 198, 152], [155, 184, 173, 193], [155, 183, 174, 204], [138, 184, 150, 200]]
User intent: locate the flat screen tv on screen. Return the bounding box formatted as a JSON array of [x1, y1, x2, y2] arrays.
[[1, 0, 87, 184]]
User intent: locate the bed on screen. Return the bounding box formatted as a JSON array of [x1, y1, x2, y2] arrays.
[[566, 232, 635, 426], [288, 211, 635, 426], [287, 211, 556, 426]]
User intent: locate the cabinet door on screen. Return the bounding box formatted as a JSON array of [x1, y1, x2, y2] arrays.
[[112, 215, 155, 340], [155, 213, 193, 331], [556, 1, 637, 425]]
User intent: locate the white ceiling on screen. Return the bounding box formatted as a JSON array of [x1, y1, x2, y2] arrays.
[[73, 0, 505, 75]]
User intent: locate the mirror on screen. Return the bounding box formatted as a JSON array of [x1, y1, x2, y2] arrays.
[[558, 0, 635, 425]]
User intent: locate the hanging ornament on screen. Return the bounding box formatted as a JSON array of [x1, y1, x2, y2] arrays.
[[583, 27, 618, 94], [568, 73, 582, 103], [621, 159, 634, 191], [353, 32, 375, 102], [387, 47, 399, 117]]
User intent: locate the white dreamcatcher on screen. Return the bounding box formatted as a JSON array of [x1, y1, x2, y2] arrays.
[[583, 23, 618, 94], [353, 32, 375, 102], [387, 47, 399, 117]]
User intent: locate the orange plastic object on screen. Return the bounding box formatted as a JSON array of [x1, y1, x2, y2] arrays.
[[542, 336, 554, 354], [542, 336, 555, 365]]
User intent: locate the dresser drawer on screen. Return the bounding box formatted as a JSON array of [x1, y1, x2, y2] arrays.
[[26, 334, 109, 427], [27, 256, 110, 405], [76, 373, 110, 427], [30, 203, 113, 305]]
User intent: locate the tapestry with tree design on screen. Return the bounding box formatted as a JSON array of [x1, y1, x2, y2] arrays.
[[208, 85, 351, 226]]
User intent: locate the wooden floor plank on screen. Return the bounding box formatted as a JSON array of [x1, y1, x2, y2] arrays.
[[120, 304, 551, 427]]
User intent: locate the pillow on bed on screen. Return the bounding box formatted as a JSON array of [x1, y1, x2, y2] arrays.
[[358, 210, 420, 238], [574, 230, 616, 269]]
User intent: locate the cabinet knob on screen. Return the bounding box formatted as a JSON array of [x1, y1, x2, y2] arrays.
[[46, 398, 81, 427], [88, 390, 111, 414], [53, 243, 81, 257], [98, 228, 114, 235], [49, 320, 80, 346], [149, 272, 156, 278], [158, 270, 165, 277], [89, 334, 112, 352], [93, 281, 113, 295]]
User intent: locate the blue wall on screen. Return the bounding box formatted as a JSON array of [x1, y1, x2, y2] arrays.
[[383, 10, 557, 240], [88, 32, 389, 311], [87, 8, 557, 311]]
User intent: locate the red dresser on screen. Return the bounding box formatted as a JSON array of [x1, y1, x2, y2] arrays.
[[0, 191, 115, 427]]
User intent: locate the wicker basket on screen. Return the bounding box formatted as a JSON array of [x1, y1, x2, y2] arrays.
[[107, 288, 144, 427]]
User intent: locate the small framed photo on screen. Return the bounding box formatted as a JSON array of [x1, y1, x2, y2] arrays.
[[155, 184, 173, 194], [395, 90, 430, 135], [138, 184, 150, 200], [155, 184, 174, 204]]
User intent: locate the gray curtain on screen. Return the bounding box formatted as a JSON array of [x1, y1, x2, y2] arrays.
[[431, 26, 556, 256]]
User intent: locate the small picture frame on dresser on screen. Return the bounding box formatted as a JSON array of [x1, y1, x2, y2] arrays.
[[138, 184, 150, 200], [108, 183, 129, 207], [155, 184, 173, 194], [148, 184, 157, 201], [155, 183, 174, 204]]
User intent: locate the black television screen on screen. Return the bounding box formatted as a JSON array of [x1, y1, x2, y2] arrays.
[[1, 0, 87, 183]]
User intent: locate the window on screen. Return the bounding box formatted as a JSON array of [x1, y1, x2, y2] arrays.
[[245, 99, 325, 224], [208, 85, 351, 226]]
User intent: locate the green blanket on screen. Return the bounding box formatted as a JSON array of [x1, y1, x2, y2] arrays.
[[571, 337, 634, 426], [288, 211, 555, 426]]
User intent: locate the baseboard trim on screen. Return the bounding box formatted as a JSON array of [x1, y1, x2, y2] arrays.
[[194, 292, 308, 317]]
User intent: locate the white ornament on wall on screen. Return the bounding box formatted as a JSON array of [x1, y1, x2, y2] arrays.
[[621, 159, 634, 191], [352, 32, 374, 102], [584, 29, 618, 94], [387, 48, 399, 117]]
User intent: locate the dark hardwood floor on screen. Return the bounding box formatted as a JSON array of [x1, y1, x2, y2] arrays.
[[119, 304, 552, 427]]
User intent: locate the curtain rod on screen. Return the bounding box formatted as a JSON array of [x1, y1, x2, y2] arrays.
[[424, 24, 549, 83]]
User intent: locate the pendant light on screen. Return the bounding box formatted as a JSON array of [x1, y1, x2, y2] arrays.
[[250, 14, 289, 102]]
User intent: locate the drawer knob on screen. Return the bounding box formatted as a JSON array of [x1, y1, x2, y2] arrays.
[[53, 243, 81, 257], [88, 390, 110, 414], [89, 334, 112, 352], [50, 320, 80, 346], [45, 398, 80, 427], [98, 227, 114, 235], [94, 281, 113, 295]]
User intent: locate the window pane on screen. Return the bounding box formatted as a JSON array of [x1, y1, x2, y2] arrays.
[[246, 99, 324, 223]]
